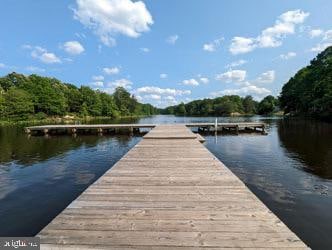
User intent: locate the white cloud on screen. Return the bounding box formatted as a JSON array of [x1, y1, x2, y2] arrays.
[[182, 78, 199, 86], [230, 9, 309, 54], [135, 95, 143, 102], [309, 29, 323, 38], [311, 43, 332, 52], [255, 70, 275, 83], [229, 37, 256, 54], [166, 35, 179, 44], [92, 75, 104, 81], [144, 94, 161, 100], [165, 96, 175, 101], [39, 53, 61, 64], [103, 66, 120, 75], [0, 63, 6, 68], [279, 52, 296, 60], [211, 85, 271, 99], [311, 29, 332, 52], [140, 47, 150, 53], [63, 41, 85, 55], [226, 59, 247, 68], [203, 37, 224, 52], [136, 86, 191, 96], [25, 66, 45, 72], [323, 30, 332, 41], [73, 0, 153, 47], [107, 78, 132, 89], [216, 70, 246, 83], [199, 77, 209, 84], [91, 81, 104, 87], [25, 46, 61, 64], [160, 73, 167, 79]]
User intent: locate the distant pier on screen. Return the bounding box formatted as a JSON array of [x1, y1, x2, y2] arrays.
[[25, 122, 266, 136], [37, 124, 307, 249]]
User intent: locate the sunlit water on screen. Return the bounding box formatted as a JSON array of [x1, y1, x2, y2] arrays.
[[0, 115, 331, 249]]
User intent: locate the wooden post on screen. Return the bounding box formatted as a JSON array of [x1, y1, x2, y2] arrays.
[[43, 129, 49, 135], [25, 128, 31, 134], [129, 127, 133, 135], [262, 125, 266, 135], [235, 125, 239, 135], [214, 118, 218, 135]]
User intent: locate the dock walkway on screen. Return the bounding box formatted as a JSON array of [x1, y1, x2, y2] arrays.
[[38, 125, 308, 249]]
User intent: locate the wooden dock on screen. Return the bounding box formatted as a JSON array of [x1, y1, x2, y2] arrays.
[[25, 122, 266, 135], [38, 125, 307, 249]]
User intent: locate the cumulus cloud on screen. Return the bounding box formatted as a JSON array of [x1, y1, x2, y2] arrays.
[[216, 70, 246, 83], [160, 73, 167, 79], [230, 9, 309, 54], [309, 29, 323, 38], [226, 59, 247, 68], [63, 41, 85, 55], [166, 35, 179, 44], [107, 78, 132, 89], [182, 78, 199, 86], [199, 77, 209, 84], [144, 94, 161, 100], [24, 45, 61, 64], [92, 75, 104, 81], [25, 66, 45, 72], [229, 37, 256, 54], [255, 70, 275, 83], [136, 86, 191, 96], [165, 96, 175, 101], [311, 29, 332, 52], [140, 47, 150, 53], [73, 0, 153, 47], [103, 66, 120, 75], [0, 63, 6, 68], [91, 81, 104, 87], [279, 52, 296, 60], [212, 85, 271, 99], [203, 37, 224, 52]]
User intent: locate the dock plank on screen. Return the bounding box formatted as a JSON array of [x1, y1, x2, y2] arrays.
[[38, 125, 308, 249]]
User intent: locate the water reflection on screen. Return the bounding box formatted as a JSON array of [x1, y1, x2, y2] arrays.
[[0, 116, 331, 249], [0, 125, 140, 236], [277, 119, 332, 179]]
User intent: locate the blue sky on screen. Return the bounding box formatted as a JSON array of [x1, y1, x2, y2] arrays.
[[0, 0, 331, 107]]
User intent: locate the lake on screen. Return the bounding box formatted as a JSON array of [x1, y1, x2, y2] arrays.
[[0, 115, 331, 249]]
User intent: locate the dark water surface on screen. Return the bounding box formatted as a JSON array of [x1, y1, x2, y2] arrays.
[[0, 116, 331, 249]]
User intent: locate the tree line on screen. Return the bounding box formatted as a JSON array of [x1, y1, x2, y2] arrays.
[[279, 46, 332, 121], [161, 95, 279, 116], [1, 46, 330, 121], [0, 73, 158, 120]]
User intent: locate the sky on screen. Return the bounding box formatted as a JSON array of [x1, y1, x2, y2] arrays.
[[0, 0, 331, 107]]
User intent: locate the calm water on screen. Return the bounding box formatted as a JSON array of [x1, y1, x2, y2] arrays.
[[0, 115, 331, 249]]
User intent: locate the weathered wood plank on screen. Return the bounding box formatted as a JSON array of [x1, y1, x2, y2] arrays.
[[38, 124, 308, 249]]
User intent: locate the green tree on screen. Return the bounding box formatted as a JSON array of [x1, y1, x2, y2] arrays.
[[21, 75, 67, 115], [0, 87, 5, 118], [100, 92, 119, 117], [0, 72, 159, 121], [64, 84, 82, 113], [258, 95, 278, 114], [80, 86, 102, 116], [242, 95, 257, 114], [280, 46, 332, 120], [4, 88, 34, 118], [113, 87, 132, 115], [176, 103, 186, 115]]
